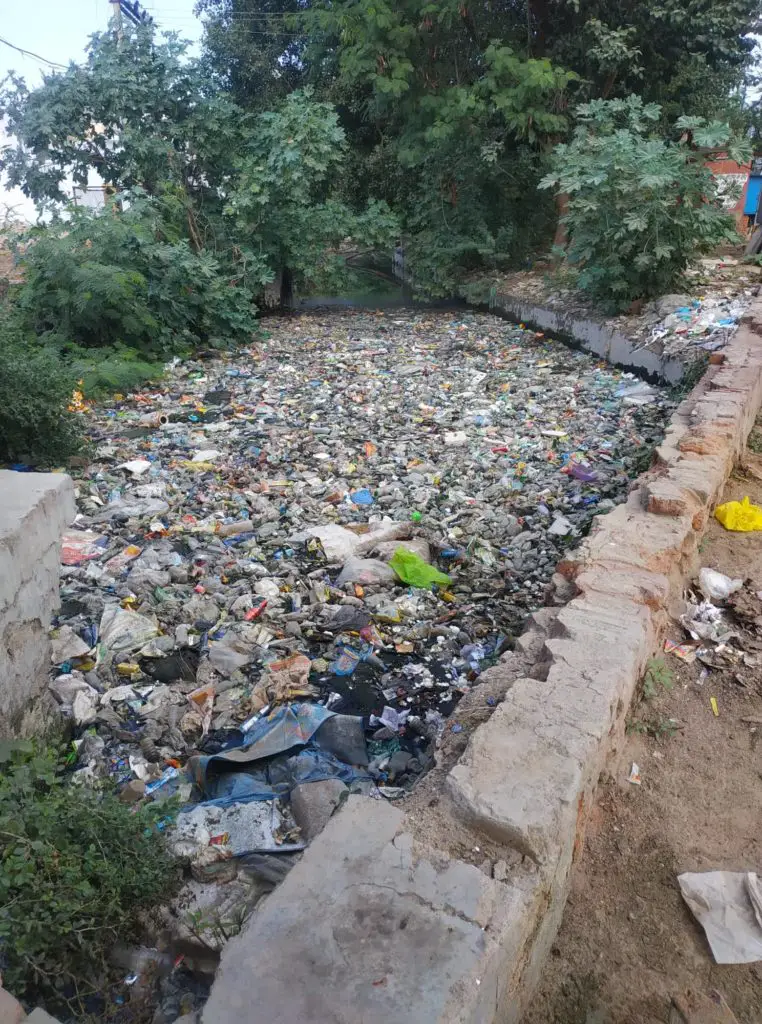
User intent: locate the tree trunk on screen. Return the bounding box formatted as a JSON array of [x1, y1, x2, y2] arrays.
[[552, 191, 569, 249], [279, 266, 294, 309]]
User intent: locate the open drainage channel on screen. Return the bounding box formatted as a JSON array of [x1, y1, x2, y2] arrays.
[[51, 307, 675, 1021]]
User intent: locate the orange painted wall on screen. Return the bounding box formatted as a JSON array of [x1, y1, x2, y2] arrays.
[[706, 158, 752, 229]]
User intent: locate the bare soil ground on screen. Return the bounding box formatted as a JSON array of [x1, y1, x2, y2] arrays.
[[523, 449, 762, 1024]]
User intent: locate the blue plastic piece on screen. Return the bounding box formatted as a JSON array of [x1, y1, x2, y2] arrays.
[[350, 488, 374, 505]]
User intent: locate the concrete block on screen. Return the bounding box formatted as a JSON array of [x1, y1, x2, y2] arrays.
[[0, 471, 75, 736], [290, 779, 347, 840], [574, 562, 670, 609], [642, 478, 691, 516], [668, 455, 727, 504], [548, 595, 654, 672], [24, 1010, 63, 1024], [578, 503, 694, 578], [0, 987, 24, 1024], [0, 472, 74, 616], [446, 678, 595, 864], [203, 797, 520, 1024]]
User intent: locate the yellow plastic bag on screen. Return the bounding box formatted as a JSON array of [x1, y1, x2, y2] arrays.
[[714, 495, 762, 532]]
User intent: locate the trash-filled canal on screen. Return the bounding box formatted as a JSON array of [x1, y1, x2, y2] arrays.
[[57, 306, 674, 801], [51, 308, 673, 1010]]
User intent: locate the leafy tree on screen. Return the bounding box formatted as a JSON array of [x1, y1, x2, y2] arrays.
[[225, 90, 398, 294], [1, 25, 396, 319], [537, 0, 761, 121], [14, 191, 261, 356], [0, 29, 245, 217], [203, 0, 762, 119], [201, 0, 762, 291], [539, 97, 750, 306], [196, 0, 308, 107], [296, 0, 578, 292]]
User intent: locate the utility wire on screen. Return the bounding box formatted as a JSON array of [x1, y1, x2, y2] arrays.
[[158, 15, 298, 21], [152, 11, 298, 19], [155, 9, 294, 14], [0, 35, 68, 69], [159, 18, 303, 30]]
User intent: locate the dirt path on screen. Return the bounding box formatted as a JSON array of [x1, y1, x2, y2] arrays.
[[524, 450, 762, 1024]]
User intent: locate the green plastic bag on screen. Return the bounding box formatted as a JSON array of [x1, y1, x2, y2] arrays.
[[389, 547, 452, 589], [714, 496, 762, 532]]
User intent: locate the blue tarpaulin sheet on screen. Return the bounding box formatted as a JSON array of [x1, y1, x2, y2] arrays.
[[240, 703, 334, 756], [187, 702, 370, 805]]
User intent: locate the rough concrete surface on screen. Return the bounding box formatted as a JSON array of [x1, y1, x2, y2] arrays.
[[485, 291, 687, 383], [23, 1010, 63, 1024], [0, 985, 25, 1024], [290, 779, 348, 840], [203, 798, 538, 1024], [0, 471, 75, 736], [0, 990, 63, 1024], [202, 302, 762, 1024]]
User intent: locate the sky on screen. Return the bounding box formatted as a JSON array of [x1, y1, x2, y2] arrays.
[[0, 0, 203, 220]]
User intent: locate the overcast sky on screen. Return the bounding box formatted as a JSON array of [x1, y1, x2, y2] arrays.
[[1, 0, 203, 220]]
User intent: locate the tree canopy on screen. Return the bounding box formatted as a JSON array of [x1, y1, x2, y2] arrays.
[[2, 0, 761, 310], [0, 27, 398, 313], [197, 0, 762, 291]]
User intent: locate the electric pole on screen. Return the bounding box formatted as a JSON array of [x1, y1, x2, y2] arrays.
[[110, 0, 153, 40], [111, 0, 124, 41]]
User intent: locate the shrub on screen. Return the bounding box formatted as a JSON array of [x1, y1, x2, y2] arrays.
[[65, 345, 162, 398], [0, 316, 84, 467], [539, 96, 749, 307], [15, 193, 259, 358], [0, 743, 180, 1018]]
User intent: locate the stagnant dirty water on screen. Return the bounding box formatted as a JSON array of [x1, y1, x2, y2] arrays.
[[51, 309, 673, 1019]]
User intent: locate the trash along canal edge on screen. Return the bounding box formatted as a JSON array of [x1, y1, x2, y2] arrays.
[[201, 303, 762, 1024]]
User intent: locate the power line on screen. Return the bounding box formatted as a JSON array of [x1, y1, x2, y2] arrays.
[[0, 35, 68, 69], [150, 17, 303, 33], [159, 17, 303, 29], [165, 27, 305, 36], [153, 8, 294, 14], [148, 5, 294, 13], [149, 9, 297, 19], [158, 14, 297, 20]]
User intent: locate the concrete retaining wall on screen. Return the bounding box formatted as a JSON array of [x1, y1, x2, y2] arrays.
[[0, 471, 75, 737], [481, 290, 687, 383], [202, 303, 762, 1024]]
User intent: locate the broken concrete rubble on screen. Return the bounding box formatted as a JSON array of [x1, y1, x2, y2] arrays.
[[290, 779, 347, 840]]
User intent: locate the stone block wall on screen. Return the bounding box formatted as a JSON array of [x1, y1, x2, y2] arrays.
[[0, 471, 75, 737]]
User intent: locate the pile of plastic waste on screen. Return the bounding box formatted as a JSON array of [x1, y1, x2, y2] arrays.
[[482, 258, 758, 365], [52, 308, 674, 804], [46, 308, 673, 1013], [634, 292, 752, 359]]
